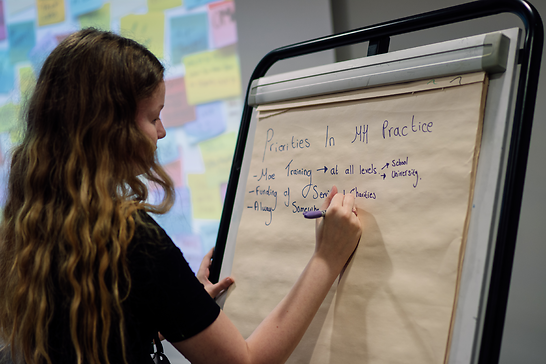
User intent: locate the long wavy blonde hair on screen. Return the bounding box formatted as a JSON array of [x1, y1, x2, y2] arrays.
[[0, 28, 174, 364]]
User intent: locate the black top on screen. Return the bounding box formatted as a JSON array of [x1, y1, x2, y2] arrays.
[[47, 211, 221, 363]]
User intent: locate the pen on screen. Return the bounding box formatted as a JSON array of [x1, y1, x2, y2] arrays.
[[303, 210, 326, 219]]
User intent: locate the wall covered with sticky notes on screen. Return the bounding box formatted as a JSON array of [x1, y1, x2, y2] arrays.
[[0, 0, 242, 271]]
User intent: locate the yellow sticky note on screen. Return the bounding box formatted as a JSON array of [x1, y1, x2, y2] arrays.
[[19, 66, 36, 99], [199, 132, 236, 185], [184, 48, 242, 105], [120, 13, 165, 59], [37, 0, 65, 27], [187, 173, 223, 220], [79, 3, 111, 31], [0, 102, 19, 134], [147, 0, 182, 12], [0, 102, 23, 144]]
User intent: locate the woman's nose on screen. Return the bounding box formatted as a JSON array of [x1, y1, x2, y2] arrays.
[[157, 119, 166, 139]]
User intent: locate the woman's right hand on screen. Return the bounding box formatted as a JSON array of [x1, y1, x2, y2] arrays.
[[314, 186, 362, 272]]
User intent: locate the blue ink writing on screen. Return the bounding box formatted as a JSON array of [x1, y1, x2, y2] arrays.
[[352, 125, 369, 144], [325, 126, 335, 147]]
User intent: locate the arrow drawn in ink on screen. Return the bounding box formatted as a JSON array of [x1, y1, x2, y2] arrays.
[[450, 76, 462, 85]]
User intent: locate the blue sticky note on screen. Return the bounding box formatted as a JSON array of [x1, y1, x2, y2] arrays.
[[176, 234, 203, 273], [184, 0, 216, 9], [183, 101, 226, 144], [0, 130, 14, 159], [170, 12, 208, 65], [198, 220, 219, 254], [7, 21, 35, 64], [153, 187, 193, 236], [0, 158, 8, 202], [28, 32, 59, 76], [0, 50, 15, 93], [70, 0, 104, 17], [156, 128, 180, 165]]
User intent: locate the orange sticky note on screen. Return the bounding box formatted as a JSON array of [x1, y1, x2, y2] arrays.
[[163, 158, 184, 188], [162, 77, 196, 128]]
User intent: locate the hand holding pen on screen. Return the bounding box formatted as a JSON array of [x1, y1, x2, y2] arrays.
[[311, 186, 361, 271]]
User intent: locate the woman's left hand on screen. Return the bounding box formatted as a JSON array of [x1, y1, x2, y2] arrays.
[[196, 248, 234, 299]]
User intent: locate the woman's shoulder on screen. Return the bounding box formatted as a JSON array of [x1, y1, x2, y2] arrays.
[[133, 210, 169, 243], [128, 210, 180, 263]]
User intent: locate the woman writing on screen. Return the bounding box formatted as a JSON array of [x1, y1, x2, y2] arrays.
[[0, 28, 361, 364]]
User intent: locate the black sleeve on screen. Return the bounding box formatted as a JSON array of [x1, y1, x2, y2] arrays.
[[127, 212, 221, 344]]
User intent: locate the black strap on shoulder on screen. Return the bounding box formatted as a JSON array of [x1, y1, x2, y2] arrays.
[[152, 332, 171, 364]]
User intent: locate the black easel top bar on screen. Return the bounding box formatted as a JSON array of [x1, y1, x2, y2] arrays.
[[248, 0, 541, 81], [212, 1, 543, 363]]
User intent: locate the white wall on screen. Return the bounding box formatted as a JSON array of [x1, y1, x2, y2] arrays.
[[234, 0, 335, 90], [232, 0, 546, 363]]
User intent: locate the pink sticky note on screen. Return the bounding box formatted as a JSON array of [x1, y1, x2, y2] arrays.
[[55, 32, 71, 43], [163, 158, 184, 188], [220, 181, 228, 205], [0, 1, 6, 41], [162, 76, 196, 128], [208, 1, 237, 49]]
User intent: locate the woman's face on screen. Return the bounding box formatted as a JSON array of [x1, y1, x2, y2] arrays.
[[135, 80, 166, 148]]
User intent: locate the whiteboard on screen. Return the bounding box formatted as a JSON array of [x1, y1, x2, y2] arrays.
[[217, 28, 521, 364]]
